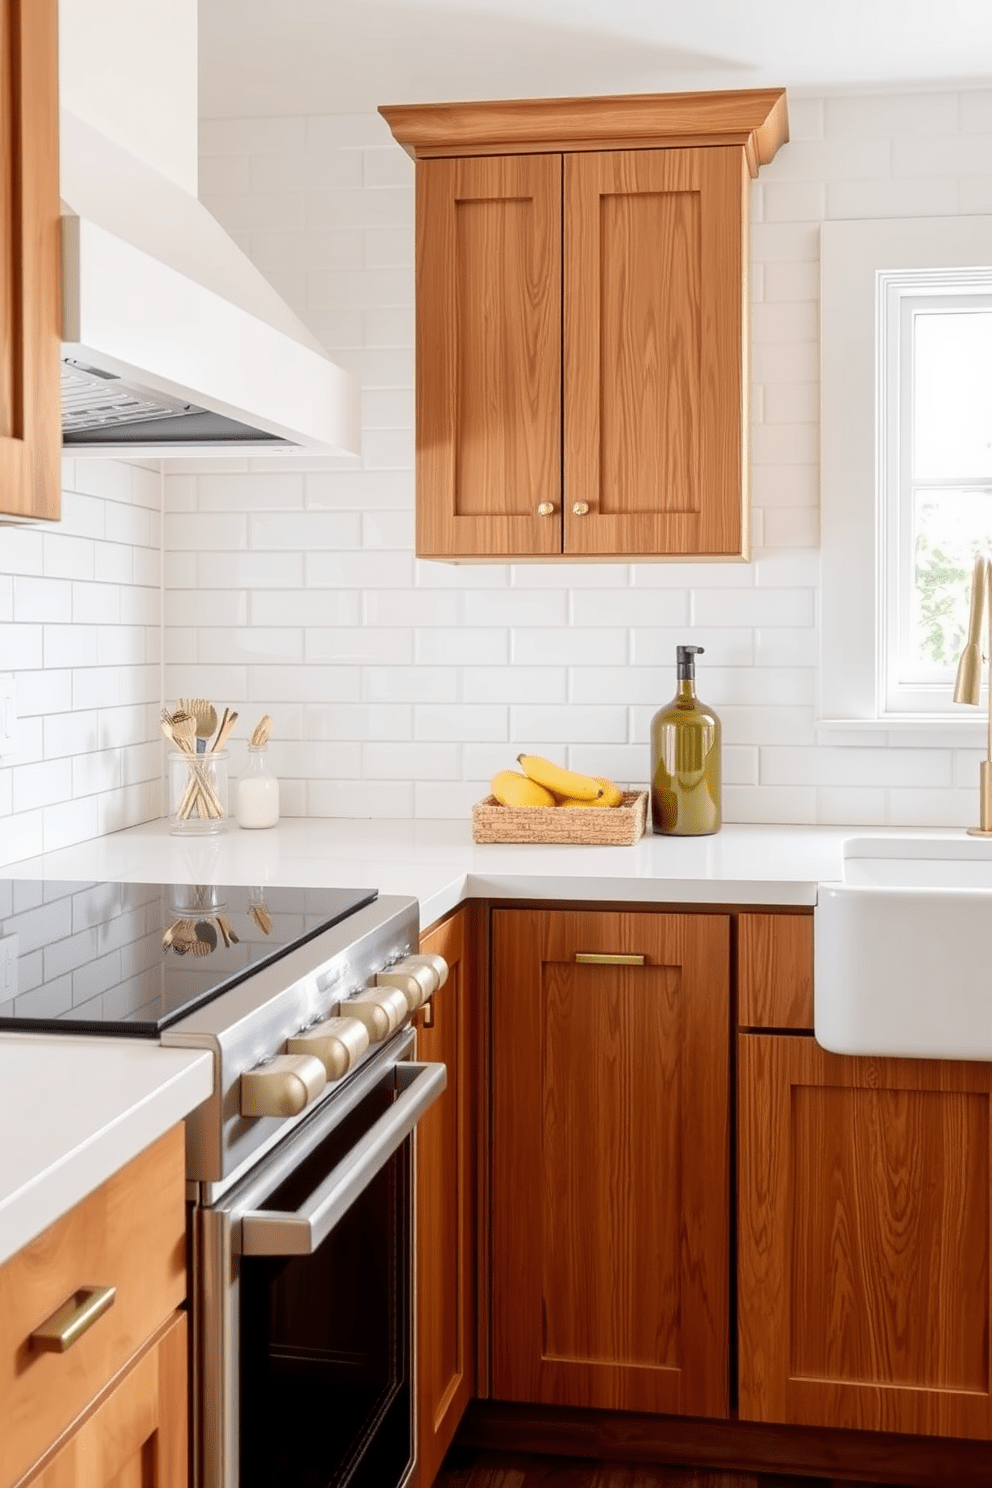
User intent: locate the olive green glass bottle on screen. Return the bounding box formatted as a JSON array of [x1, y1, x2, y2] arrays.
[[650, 644, 722, 836]]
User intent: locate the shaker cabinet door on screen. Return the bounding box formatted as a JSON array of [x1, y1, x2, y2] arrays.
[[564, 146, 748, 559], [738, 1033, 992, 1439], [491, 908, 730, 1417], [0, 0, 61, 521], [415, 153, 562, 558]]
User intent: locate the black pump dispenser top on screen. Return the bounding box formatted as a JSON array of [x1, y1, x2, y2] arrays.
[[677, 644, 704, 681]]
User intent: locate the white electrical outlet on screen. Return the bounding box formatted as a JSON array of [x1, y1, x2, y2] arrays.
[[0, 933, 18, 1002], [0, 677, 17, 760]]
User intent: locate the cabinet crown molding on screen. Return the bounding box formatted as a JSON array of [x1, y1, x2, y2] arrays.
[[379, 87, 788, 176]]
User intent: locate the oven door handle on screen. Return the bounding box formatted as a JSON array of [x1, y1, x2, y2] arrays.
[[238, 1059, 446, 1257]]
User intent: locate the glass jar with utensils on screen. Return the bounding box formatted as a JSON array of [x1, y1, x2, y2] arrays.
[[162, 701, 239, 835]]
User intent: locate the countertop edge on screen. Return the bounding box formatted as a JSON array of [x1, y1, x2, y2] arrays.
[[0, 1046, 213, 1265]]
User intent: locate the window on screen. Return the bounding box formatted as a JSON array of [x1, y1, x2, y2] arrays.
[[881, 274, 992, 712], [820, 216, 992, 735]]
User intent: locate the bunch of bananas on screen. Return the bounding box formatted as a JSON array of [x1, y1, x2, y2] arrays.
[[491, 754, 624, 810]]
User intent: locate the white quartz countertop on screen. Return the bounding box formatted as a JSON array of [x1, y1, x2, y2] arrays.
[[5, 817, 872, 926], [0, 1034, 212, 1264], [0, 814, 965, 1260]]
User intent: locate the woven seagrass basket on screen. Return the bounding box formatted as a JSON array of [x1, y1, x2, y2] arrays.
[[471, 790, 647, 846]]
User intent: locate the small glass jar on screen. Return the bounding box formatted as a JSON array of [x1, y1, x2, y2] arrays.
[[168, 750, 229, 835], [235, 745, 280, 830]]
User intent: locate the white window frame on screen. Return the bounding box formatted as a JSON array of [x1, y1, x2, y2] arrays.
[[881, 275, 992, 713], [819, 215, 992, 742]]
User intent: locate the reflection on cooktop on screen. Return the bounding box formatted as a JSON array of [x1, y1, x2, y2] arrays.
[[0, 880, 377, 1037]]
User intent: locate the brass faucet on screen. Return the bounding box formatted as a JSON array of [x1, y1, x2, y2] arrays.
[[953, 555, 992, 835]]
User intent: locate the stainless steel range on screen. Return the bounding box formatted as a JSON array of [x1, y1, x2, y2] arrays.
[[0, 878, 448, 1488]]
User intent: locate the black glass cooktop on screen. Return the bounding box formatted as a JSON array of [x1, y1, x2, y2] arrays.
[[0, 880, 377, 1037]]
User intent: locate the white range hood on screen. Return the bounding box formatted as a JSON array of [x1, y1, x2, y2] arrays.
[[59, 112, 360, 456]]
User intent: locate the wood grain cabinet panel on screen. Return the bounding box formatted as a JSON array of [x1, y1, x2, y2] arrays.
[[564, 147, 747, 559], [738, 1033, 992, 1439], [24, 1313, 187, 1488], [417, 909, 478, 1488], [382, 90, 787, 563], [0, 0, 61, 522], [737, 912, 814, 1029], [491, 908, 730, 1417], [415, 154, 562, 558], [0, 1126, 187, 1488]]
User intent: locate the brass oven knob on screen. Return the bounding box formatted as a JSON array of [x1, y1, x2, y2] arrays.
[[572, 501, 589, 516], [376, 954, 448, 1011], [241, 1054, 326, 1118], [416, 952, 449, 989], [537, 502, 555, 517], [287, 1015, 370, 1080], [341, 986, 409, 1041]]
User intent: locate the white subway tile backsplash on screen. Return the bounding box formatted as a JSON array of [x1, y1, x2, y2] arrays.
[[2, 91, 987, 851], [363, 741, 460, 779], [41, 533, 94, 581], [13, 759, 73, 813], [364, 667, 457, 703], [510, 628, 627, 667], [305, 703, 413, 741], [511, 705, 628, 744], [250, 511, 362, 550], [415, 629, 507, 666], [5, 624, 43, 672], [569, 589, 688, 628], [465, 590, 568, 628], [413, 705, 508, 743], [826, 176, 958, 219]]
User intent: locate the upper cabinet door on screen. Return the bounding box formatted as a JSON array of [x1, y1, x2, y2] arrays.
[[564, 147, 748, 559], [0, 0, 61, 522], [416, 153, 562, 559]]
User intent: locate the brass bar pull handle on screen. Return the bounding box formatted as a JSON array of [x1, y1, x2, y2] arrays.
[[30, 1285, 116, 1353], [574, 952, 646, 967]]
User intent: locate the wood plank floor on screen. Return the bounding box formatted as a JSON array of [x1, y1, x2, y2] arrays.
[[434, 1447, 847, 1488]]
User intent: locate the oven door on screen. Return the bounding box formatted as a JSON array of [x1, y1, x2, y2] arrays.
[[196, 1034, 446, 1488]]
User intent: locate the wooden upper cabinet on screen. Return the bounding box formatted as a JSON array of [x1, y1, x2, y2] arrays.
[[0, 0, 61, 522], [738, 1034, 992, 1440], [381, 90, 788, 561], [415, 154, 562, 558], [490, 907, 730, 1417], [564, 146, 748, 558]]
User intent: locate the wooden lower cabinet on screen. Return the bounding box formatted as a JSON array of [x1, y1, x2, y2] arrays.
[[2, 1126, 188, 1488], [490, 908, 730, 1416], [738, 1032, 992, 1439], [25, 1313, 187, 1488], [417, 908, 478, 1488]]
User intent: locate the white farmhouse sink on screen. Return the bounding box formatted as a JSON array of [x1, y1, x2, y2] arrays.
[[815, 837, 992, 1061]]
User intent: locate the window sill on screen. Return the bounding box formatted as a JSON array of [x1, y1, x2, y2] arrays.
[[817, 716, 988, 747]]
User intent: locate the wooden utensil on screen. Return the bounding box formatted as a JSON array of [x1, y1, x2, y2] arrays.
[[178, 697, 219, 754], [210, 708, 239, 754], [249, 714, 273, 748]]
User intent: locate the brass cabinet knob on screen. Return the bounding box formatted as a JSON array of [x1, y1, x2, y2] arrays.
[[572, 502, 590, 516], [537, 502, 555, 517]]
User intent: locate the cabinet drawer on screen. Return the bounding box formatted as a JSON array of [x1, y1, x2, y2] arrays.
[[738, 912, 813, 1030], [0, 1125, 186, 1488]]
